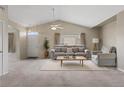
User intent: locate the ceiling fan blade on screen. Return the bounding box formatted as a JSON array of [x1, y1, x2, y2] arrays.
[[50, 26, 57, 30], [50, 25, 55, 27], [50, 24, 63, 30], [51, 24, 61, 26], [50, 25, 58, 27]]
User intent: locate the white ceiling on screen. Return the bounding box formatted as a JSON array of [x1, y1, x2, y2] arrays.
[[8, 5, 124, 27]]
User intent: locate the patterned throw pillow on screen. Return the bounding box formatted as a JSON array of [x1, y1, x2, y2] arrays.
[[67, 48, 72, 53], [61, 48, 67, 52], [72, 48, 79, 53]]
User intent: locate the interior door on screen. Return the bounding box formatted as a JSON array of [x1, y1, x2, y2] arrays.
[[27, 32, 39, 57], [0, 21, 3, 76]]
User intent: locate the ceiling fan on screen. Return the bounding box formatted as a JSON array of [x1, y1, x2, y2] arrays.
[[50, 8, 64, 30]]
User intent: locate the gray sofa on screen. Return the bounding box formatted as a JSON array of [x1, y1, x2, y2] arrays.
[[50, 45, 90, 60]]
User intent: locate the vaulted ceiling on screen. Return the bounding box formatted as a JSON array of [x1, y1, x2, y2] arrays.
[[8, 5, 124, 28]]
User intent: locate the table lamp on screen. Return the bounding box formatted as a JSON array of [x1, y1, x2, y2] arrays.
[[92, 38, 99, 51]]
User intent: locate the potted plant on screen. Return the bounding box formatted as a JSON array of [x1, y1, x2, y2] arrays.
[[43, 38, 50, 58]]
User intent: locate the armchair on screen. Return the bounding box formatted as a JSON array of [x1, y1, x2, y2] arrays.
[[97, 53, 116, 66], [91, 46, 117, 67]]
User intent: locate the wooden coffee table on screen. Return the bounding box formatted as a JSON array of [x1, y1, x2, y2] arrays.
[[56, 56, 87, 67]]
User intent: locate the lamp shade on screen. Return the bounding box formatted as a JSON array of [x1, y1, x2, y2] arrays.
[[92, 38, 99, 43]]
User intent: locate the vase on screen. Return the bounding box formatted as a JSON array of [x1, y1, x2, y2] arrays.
[[44, 50, 49, 58]]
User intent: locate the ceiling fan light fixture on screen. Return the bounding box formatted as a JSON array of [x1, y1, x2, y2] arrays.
[[51, 27, 57, 30], [50, 8, 64, 31]]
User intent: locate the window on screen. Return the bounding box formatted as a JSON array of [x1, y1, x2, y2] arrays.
[[61, 35, 80, 45], [28, 32, 39, 36]]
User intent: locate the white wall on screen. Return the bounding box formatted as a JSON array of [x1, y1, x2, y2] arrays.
[[0, 6, 8, 75], [8, 20, 27, 59], [3, 20, 8, 75]]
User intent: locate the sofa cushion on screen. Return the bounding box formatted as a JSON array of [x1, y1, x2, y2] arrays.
[[75, 52, 86, 56], [66, 52, 74, 56], [67, 48, 72, 53], [55, 52, 66, 56], [72, 48, 79, 53], [78, 47, 85, 52], [55, 47, 61, 52], [61, 47, 67, 52]]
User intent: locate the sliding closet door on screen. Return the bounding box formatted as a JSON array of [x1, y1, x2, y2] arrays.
[[0, 21, 3, 76], [27, 32, 39, 57]]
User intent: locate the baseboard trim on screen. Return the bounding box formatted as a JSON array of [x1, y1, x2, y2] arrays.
[[117, 68, 124, 72]]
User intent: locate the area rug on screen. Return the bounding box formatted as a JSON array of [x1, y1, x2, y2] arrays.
[[40, 59, 113, 71]]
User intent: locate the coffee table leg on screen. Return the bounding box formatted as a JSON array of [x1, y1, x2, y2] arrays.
[[61, 60, 63, 67], [82, 60, 83, 67], [80, 60, 81, 64]]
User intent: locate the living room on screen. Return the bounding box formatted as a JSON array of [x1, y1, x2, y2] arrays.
[[1, 5, 124, 87]]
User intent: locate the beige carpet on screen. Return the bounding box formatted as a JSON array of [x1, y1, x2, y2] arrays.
[[40, 59, 112, 71]]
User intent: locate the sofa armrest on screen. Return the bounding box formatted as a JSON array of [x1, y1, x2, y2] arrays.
[[84, 49, 89, 53], [50, 49, 55, 52], [97, 53, 116, 67], [98, 53, 116, 59], [50, 49, 56, 60], [84, 49, 91, 59]]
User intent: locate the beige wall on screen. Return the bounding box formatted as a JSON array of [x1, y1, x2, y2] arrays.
[[99, 11, 124, 70], [29, 20, 99, 58], [8, 20, 27, 59], [19, 31, 27, 59], [100, 20, 117, 48], [116, 11, 124, 70]]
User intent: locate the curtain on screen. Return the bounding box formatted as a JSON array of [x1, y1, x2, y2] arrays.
[[80, 33, 86, 47], [54, 33, 60, 45]]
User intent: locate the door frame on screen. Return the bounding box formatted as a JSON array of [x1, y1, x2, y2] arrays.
[[0, 20, 3, 76]]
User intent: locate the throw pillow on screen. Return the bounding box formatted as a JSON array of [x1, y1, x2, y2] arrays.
[[67, 48, 72, 53], [72, 48, 79, 53], [78, 48, 85, 52], [55, 47, 61, 52], [61, 48, 67, 52]]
